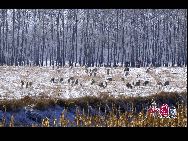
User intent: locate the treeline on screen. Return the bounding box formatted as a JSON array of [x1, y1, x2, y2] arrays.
[[0, 9, 187, 67]]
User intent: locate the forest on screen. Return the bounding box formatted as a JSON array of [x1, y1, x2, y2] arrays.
[[0, 9, 187, 67]]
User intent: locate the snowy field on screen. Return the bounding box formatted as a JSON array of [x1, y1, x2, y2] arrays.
[[0, 66, 187, 100]]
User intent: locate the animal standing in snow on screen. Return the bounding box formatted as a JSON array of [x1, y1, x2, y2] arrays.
[[124, 67, 129, 76], [124, 72, 129, 76], [146, 68, 151, 73], [68, 77, 74, 84], [68, 77, 75, 86], [124, 67, 129, 72], [85, 68, 88, 74], [106, 76, 112, 81], [143, 81, 150, 86], [88, 68, 97, 77], [60, 78, 64, 83], [164, 81, 170, 86], [91, 79, 95, 85], [126, 83, 133, 89], [89, 71, 92, 76], [21, 80, 24, 88], [98, 81, 107, 88], [157, 82, 163, 85], [50, 78, 55, 83], [67, 77, 79, 86], [107, 68, 110, 75], [21, 80, 32, 88], [135, 80, 141, 86], [74, 79, 78, 85], [93, 72, 97, 77], [121, 77, 125, 81], [26, 82, 29, 88], [29, 82, 32, 87], [93, 68, 97, 73]]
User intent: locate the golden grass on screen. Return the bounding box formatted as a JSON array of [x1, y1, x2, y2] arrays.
[[0, 91, 186, 111], [1, 102, 186, 127], [0, 92, 187, 127]]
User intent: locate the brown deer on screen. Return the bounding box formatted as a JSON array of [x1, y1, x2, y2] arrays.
[[98, 81, 107, 88], [29, 82, 32, 87], [21, 80, 24, 88], [60, 78, 64, 83], [126, 83, 132, 89], [143, 81, 149, 86], [26, 82, 29, 88], [164, 81, 170, 86], [50, 78, 55, 83], [135, 80, 141, 86]]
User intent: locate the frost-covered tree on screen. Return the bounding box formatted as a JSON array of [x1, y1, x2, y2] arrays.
[[0, 9, 187, 67]]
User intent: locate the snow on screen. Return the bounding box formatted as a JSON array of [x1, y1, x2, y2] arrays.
[[0, 66, 187, 100]]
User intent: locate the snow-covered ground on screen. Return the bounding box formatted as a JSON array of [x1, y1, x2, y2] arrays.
[[0, 66, 187, 100]]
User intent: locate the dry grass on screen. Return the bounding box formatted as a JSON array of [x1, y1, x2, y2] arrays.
[[0, 96, 57, 111], [0, 91, 187, 127], [40, 102, 188, 127], [1, 102, 186, 127], [0, 91, 186, 112]]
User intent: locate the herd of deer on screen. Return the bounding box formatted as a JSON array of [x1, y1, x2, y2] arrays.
[[125, 68, 170, 89], [21, 80, 32, 88], [20, 67, 170, 89]]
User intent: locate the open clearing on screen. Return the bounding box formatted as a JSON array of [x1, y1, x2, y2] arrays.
[[0, 66, 187, 100]]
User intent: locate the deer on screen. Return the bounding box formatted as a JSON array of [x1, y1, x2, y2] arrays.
[[74, 79, 79, 85], [107, 68, 110, 75], [98, 81, 107, 88], [93, 72, 97, 77], [50, 78, 55, 83], [124, 71, 129, 77], [124, 67, 129, 72], [135, 80, 141, 86], [157, 82, 163, 85], [164, 81, 170, 86], [143, 81, 150, 86], [91, 79, 95, 85], [21, 80, 24, 88], [26, 82, 29, 88], [106, 76, 112, 81], [68, 77, 74, 84], [60, 78, 64, 83], [126, 83, 133, 89], [29, 82, 32, 87]]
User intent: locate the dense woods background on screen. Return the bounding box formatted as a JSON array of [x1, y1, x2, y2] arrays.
[[0, 9, 187, 67]]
